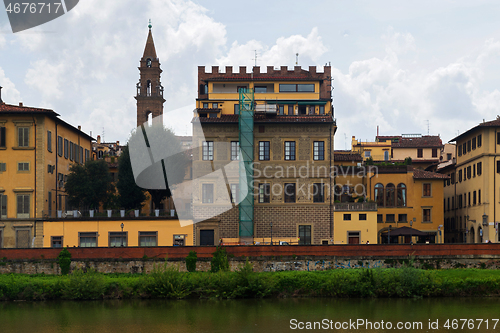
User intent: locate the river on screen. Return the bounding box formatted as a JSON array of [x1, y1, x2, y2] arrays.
[[1, 297, 499, 332]]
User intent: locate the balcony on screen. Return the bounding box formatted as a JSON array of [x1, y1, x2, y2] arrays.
[[333, 202, 377, 211]]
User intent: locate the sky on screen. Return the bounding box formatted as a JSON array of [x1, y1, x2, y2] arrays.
[[1, 0, 500, 149]]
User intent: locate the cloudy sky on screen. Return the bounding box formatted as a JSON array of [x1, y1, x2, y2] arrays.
[[1, 0, 500, 149]]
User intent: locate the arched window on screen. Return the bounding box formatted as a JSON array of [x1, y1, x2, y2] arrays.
[[397, 183, 406, 207], [146, 58, 152, 68], [147, 80, 151, 96], [374, 183, 384, 207], [386, 183, 395, 207]]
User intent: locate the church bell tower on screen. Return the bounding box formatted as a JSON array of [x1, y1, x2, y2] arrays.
[[136, 20, 165, 127]]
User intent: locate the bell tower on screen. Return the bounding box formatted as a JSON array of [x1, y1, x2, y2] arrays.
[[136, 20, 165, 127]]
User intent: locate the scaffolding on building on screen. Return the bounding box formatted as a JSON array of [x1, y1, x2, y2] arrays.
[[238, 88, 254, 239]]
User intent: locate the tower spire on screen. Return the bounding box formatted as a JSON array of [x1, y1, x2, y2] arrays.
[[148, 19, 152, 30]]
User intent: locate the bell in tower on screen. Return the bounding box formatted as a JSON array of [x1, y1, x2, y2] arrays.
[[135, 20, 165, 127]]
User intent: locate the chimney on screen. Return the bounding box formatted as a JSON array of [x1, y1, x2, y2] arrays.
[[0, 86, 3, 104], [78, 125, 81, 131], [19, 102, 23, 107], [97, 135, 101, 144]]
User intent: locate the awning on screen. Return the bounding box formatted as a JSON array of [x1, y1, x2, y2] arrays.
[[381, 226, 429, 236], [297, 101, 327, 105]]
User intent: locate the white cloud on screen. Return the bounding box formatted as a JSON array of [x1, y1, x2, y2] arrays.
[[333, 30, 500, 148], [0, 68, 21, 103]]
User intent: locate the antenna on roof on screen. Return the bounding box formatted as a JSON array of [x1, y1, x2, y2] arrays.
[[426, 120, 430, 135], [102, 127, 105, 143], [253, 50, 258, 68], [296, 53, 299, 65], [344, 133, 347, 150]]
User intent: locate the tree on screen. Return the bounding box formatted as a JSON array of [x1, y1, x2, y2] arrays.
[[65, 159, 115, 210], [117, 145, 146, 210], [128, 124, 189, 211]]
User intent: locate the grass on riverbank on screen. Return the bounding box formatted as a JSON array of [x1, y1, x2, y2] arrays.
[[1, 264, 500, 301]]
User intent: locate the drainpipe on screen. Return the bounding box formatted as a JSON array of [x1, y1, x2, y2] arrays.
[[32, 115, 37, 247]]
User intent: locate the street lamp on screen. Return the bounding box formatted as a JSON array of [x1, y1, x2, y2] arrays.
[[121, 223, 124, 247], [388, 225, 392, 244], [270, 222, 273, 245]]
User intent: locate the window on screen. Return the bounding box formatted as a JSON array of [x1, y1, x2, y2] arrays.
[[16, 229, 30, 248], [452, 196, 455, 209], [284, 141, 296, 160], [477, 162, 482, 176], [432, 148, 437, 158], [230, 184, 239, 204], [459, 169, 462, 182], [79, 146, 83, 164], [288, 105, 294, 115], [284, 183, 296, 203], [497, 160, 500, 173], [309, 106, 315, 115], [230, 141, 239, 160], [202, 184, 214, 204], [385, 183, 395, 207], [109, 232, 127, 247], [64, 139, 68, 159], [85, 149, 89, 162], [0, 163, 5, 172], [298, 225, 311, 245], [417, 148, 423, 158], [0, 126, 5, 147], [313, 141, 324, 161], [468, 192, 471, 206], [139, 232, 157, 247], [473, 164, 476, 177], [173, 234, 186, 246], [473, 191, 477, 205], [259, 141, 270, 160], [359, 213, 367, 220], [451, 172, 455, 184], [57, 136, 63, 156], [364, 151, 371, 158], [478, 135, 482, 147], [0, 194, 7, 219], [423, 209, 431, 223], [319, 106, 325, 115], [279, 105, 284, 115], [203, 103, 208, 108], [69, 142, 74, 161], [212, 103, 218, 109], [462, 143, 466, 155], [384, 151, 389, 161], [386, 214, 395, 223], [467, 140, 471, 152], [47, 131, 52, 152], [397, 183, 406, 207], [279, 84, 314, 92], [51, 236, 63, 248], [146, 58, 152, 67], [374, 183, 384, 207], [377, 214, 383, 223], [313, 183, 324, 203], [458, 147, 462, 157], [202, 141, 213, 161], [398, 214, 407, 222], [18, 127, 29, 147], [234, 104, 239, 115], [423, 183, 431, 197], [254, 86, 267, 93], [259, 183, 270, 203], [472, 137, 476, 150], [343, 213, 351, 221], [479, 190, 481, 204], [79, 232, 97, 247], [18, 162, 29, 171], [467, 166, 471, 179]]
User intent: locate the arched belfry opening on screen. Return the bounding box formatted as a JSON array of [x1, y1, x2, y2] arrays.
[[135, 21, 165, 127]]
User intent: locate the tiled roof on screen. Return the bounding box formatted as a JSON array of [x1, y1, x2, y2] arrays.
[[392, 136, 442, 148], [193, 114, 335, 124], [413, 169, 450, 179], [206, 76, 320, 82], [334, 152, 363, 161], [450, 118, 500, 142], [0, 103, 59, 115]]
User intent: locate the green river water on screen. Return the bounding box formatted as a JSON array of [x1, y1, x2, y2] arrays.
[[1, 298, 499, 332]]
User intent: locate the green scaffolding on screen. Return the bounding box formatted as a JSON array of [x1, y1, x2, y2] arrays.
[[238, 88, 254, 237]]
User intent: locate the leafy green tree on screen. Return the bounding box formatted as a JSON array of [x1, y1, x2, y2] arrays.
[[128, 125, 189, 210], [65, 159, 115, 210], [117, 145, 146, 210]]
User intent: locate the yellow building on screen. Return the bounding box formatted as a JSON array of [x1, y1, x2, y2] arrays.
[[351, 136, 392, 161], [333, 203, 378, 244], [0, 99, 93, 248], [43, 219, 193, 247], [445, 118, 500, 243]]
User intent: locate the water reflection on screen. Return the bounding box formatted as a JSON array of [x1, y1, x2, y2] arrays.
[[0, 298, 499, 333]]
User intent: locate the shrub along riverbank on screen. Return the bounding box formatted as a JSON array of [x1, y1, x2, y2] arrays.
[[1, 264, 500, 301]]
